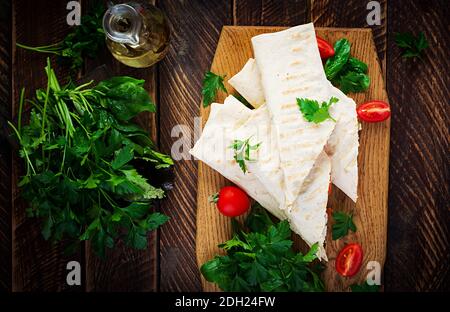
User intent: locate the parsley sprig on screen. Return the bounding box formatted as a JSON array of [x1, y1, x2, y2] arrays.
[[16, 3, 105, 74], [200, 203, 324, 292], [297, 97, 338, 124], [394, 32, 428, 59], [332, 211, 357, 240], [229, 137, 261, 173], [201, 71, 228, 107]]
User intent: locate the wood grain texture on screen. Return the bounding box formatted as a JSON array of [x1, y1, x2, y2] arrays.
[[196, 26, 390, 292], [0, 0, 12, 292], [11, 0, 82, 291], [384, 0, 450, 291], [233, 0, 309, 25], [83, 0, 159, 292], [311, 0, 387, 73], [157, 0, 232, 291]]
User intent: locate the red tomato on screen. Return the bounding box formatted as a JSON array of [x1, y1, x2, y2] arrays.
[[216, 186, 250, 217], [316, 36, 335, 59], [328, 181, 332, 195], [336, 243, 363, 277], [357, 101, 391, 123]]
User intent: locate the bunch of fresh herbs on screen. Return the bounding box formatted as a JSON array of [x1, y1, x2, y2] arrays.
[[325, 39, 370, 94], [16, 3, 105, 73], [8, 59, 173, 257], [200, 203, 324, 292]]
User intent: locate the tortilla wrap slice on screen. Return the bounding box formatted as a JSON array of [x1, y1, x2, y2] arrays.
[[325, 83, 359, 202], [190, 97, 286, 221], [229, 58, 359, 202], [190, 95, 330, 260], [251, 23, 336, 209], [228, 58, 265, 108], [230, 97, 330, 259]]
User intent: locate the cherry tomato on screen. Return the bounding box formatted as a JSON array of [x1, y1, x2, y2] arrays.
[[216, 186, 250, 217], [336, 243, 363, 277], [317, 36, 335, 59], [357, 100, 391, 123], [328, 180, 332, 195]]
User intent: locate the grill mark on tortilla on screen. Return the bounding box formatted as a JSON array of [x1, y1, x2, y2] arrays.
[[281, 73, 303, 81], [303, 186, 327, 202], [290, 60, 301, 66], [282, 86, 310, 95], [280, 114, 301, 123], [279, 127, 308, 138], [286, 168, 310, 182], [284, 153, 318, 166], [291, 46, 303, 52], [280, 141, 316, 153], [280, 102, 297, 110]]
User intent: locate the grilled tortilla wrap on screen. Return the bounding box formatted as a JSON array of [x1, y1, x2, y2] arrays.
[[190, 95, 330, 260], [251, 23, 337, 208], [229, 58, 359, 202]]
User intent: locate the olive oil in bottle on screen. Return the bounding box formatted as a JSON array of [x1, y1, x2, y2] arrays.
[[103, 2, 170, 68]]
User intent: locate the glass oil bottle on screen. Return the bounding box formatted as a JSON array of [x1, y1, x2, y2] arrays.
[[103, 2, 170, 68]]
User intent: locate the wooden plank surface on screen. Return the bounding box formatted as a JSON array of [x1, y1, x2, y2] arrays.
[[234, 0, 309, 26], [83, 0, 159, 292], [196, 26, 390, 292], [0, 0, 12, 292], [11, 0, 83, 291], [157, 0, 232, 292], [384, 0, 449, 291]]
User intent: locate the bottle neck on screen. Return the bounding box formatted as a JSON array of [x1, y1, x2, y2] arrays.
[[103, 3, 142, 46]]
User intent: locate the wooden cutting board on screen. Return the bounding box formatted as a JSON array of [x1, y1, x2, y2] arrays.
[[196, 26, 390, 292]]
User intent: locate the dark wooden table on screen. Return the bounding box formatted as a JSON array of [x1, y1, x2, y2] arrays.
[[0, 0, 448, 292]]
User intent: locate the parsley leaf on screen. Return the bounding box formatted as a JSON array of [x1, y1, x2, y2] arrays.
[[202, 71, 228, 107], [201, 203, 324, 292], [111, 145, 134, 170], [395, 32, 428, 59], [95, 76, 156, 121], [245, 202, 274, 233], [350, 281, 380, 292], [297, 97, 338, 123], [332, 211, 357, 240], [229, 137, 261, 173]]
